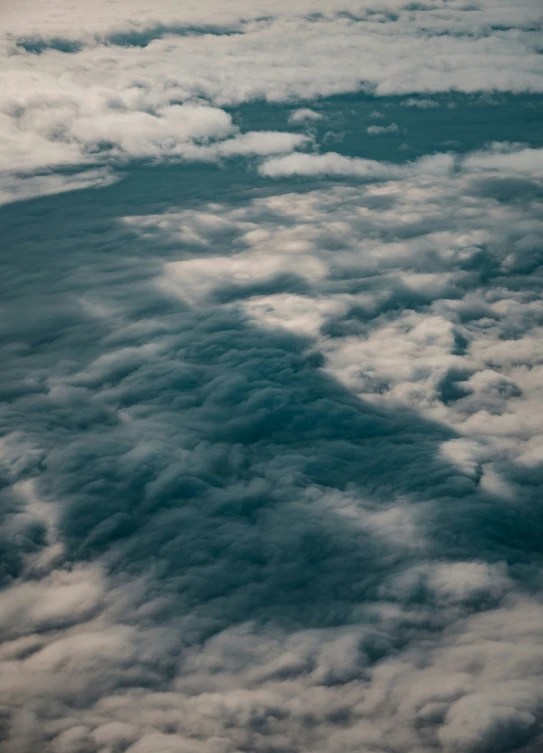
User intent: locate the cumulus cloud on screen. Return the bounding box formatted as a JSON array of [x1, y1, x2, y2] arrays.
[[0, 90, 306, 192], [1, 0, 541, 201], [259, 150, 455, 177], [289, 108, 324, 123], [366, 122, 399, 135], [3, 0, 542, 105], [463, 144, 543, 176], [1, 135, 542, 751], [1, 1, 543, 752]]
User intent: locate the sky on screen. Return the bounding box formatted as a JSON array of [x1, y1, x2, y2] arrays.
[[1, 1, 543, 752]]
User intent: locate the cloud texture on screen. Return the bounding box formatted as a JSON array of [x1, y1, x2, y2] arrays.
[[1, 1, 543, 752]]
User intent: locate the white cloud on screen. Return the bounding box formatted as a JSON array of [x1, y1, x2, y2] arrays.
[[242, 294, 349, 336], [161, 252, 327, 305], [289, 108, 324, 123], [259, 151, 455, 177], [213, 130, 309, 157], [463, 144, 543, 176], [366, 122, 399, 135], [131, 142, 543, 480], [0, 565, 105, 640], [401, 97, 439, 108], [0, 167, 120, 206], [0, 90, 304, 174], [2, 2, 543, 751], [1, 0, 541, 200]]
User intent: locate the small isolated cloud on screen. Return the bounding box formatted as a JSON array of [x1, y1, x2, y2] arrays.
[[366, 122, 399, 135], [401, 97, 439, 108], [289, 108, 323, 123], [259, 150, 454, 178], [213, 130, 309, 157]]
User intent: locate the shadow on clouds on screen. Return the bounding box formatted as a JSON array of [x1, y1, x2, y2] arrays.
[[2, 169, 542, 643]]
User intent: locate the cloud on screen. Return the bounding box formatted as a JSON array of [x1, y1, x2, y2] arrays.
[[1, 136, 542, 751], [401, 97, 439, 108], [1, 2, 543, 752], [259, 150, 455, 177], [3, 1, 541, 109], [463, 144, 543, 176], [289, 108, 324, 123], [212, 131, 309, 157], [0, 168, 120, 206], [2, 0, 541, 201], [0, 89, 306, 179], [366, 122, 399, 135]]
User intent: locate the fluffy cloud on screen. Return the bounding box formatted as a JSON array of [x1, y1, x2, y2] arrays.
[[0, 89, 305, 190], [1, 136, 542, 751], [366, 122, 399, 135], [1, 1, 543, 752], [1, 0, 542, 201], [259, 150, 455, 177], [289, 108, 324, 123]]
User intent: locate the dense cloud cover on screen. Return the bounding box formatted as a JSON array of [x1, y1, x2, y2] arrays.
[[1, 1, 543, 752]]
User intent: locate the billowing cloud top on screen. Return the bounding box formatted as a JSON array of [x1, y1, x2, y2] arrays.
[[1, 1, 543, 753]]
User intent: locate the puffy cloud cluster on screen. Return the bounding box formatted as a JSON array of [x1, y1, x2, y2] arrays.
[[134, 142, 543, 497], [0, 82, 307, 201], [258, 150, 456, 177], [1, 136, 542, 752], [1, 0, 542, 200], [366, 122, 399, 135], [1, 1, 543, 752]]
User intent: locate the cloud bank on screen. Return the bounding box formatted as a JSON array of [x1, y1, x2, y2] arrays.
[[1, 2, 543, 753], [1, 0, 542, 199]]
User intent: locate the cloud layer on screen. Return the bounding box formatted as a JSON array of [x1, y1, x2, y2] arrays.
[[2, 136, 542, 751], [2, 0, 542, 198], [1, 2, 543, 753]]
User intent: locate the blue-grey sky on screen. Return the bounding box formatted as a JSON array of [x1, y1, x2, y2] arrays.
[[1, 2, 543, 752]]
